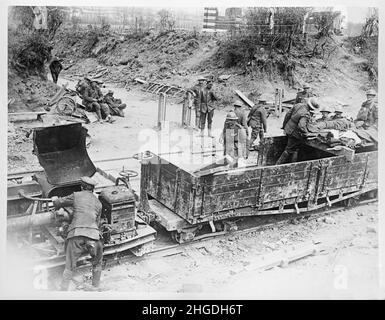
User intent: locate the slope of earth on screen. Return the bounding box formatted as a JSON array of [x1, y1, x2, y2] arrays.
[[8, 68, 59, 113], [54, 28, 216, 85], [54, 28, 374, 119]]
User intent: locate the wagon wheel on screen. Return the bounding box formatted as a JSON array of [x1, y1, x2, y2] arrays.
[[344, 195, 360, 207], [171, 230, 196, 244], [56, 96, 76, 116]]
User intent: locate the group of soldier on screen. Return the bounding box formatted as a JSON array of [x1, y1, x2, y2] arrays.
[[75, 77, 127, 123], [52, 77, 378, 292], [276, 87, 378, 165], [189, 77, 268, 159], [190, 77, 378, 164]]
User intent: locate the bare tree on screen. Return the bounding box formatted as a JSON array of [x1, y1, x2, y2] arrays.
[[361, 8, 378, 37], [158, 9, 175, 32]]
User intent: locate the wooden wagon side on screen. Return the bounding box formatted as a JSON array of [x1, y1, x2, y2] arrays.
[[139, 143, 377, 231]]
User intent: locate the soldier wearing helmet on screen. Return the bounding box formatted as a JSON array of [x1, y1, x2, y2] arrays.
[[317, 106, 332, 122], [295, 83, 314, 104], [51, 176, 103, 291], [103, 90, 126, 117], [331, 105, 344, 120], [276, 97, 321, 165], [233, 100, 248, 158], [220, 111, 245, 159], [355, 89, 378, 129], [189, 76, 206, 129], [247, 95, 268, 150]]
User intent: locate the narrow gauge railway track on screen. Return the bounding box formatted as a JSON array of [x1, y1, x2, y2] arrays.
[[7, 166, 377, 271], [43, 197, 376, 274]]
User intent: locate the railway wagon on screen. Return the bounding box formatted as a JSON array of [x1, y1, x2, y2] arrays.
[[139, 136, 378, 243]]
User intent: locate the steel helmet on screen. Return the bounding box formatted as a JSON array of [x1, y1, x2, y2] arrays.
[[366, 89, 376, 96], [226, 111, 238, 120], [320, 106, 331, 113], [258, 95, 267, 102], [307, 97, 320, 110], [334, 105, 343, 113], [303, 83, 311, 89], [233, 99, 244, 107]]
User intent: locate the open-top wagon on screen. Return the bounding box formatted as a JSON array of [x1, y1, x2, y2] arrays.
[[138, 136, 378, 243]]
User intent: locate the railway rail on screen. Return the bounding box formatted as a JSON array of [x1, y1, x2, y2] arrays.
[[30, 196, 377, 273]]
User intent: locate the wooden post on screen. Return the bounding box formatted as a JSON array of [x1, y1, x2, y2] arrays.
[[182, 91, 193, 128], [158, 93, 167, 130], [274, 88, 283, 117]]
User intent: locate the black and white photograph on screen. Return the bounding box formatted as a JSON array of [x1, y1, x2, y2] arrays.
[[1, 0, 383, 301]]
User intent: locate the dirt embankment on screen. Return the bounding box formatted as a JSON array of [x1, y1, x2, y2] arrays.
[[7, 28, 377, 172], [53, 27, 374, 110]]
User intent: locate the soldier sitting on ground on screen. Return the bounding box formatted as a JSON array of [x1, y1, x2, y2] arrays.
[[103, 90, 126, 117], [82, 80, 115, 123]]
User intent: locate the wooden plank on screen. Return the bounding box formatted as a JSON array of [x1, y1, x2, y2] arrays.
[[235, 90, 255, 108], [9, 112, 47, 122], [134, 78, 147, 84]]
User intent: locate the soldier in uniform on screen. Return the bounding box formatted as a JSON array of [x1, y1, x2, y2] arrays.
[[276, 97, 320, 165], [233, 100, 248, 158], [49, 56, 63, 84], [75, 77, 90, 97], [82, 80, 114, 123], [247, 96, 267, 150], [317, 106, 332, 122], [200, 79, 218, 137], [295, 83, 314, 104], [331, 105, 344, 120], [190, 77, 206, 129], [103, 90, 126, 117], [355, 89, 378, 129], [220, 111, 244, 159], [52, 177, 103, 291]]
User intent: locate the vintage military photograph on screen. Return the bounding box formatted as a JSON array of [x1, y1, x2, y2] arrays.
[[2, 1, 382, 299]]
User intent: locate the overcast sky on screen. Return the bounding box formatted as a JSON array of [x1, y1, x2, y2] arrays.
[[347, 7, 371, 23]]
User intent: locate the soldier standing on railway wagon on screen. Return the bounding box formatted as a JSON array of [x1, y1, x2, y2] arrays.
[[200, 79, 218, 138], [247, 96, 268, 150], [233, 100, 249, 158], [295, 83, 314, 104], [355, 89, 378, 129], [276, 97, 321, 165], [220, 111, 244, 159], [190, 77, 206, 129], [51, 177, 103, 291]]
